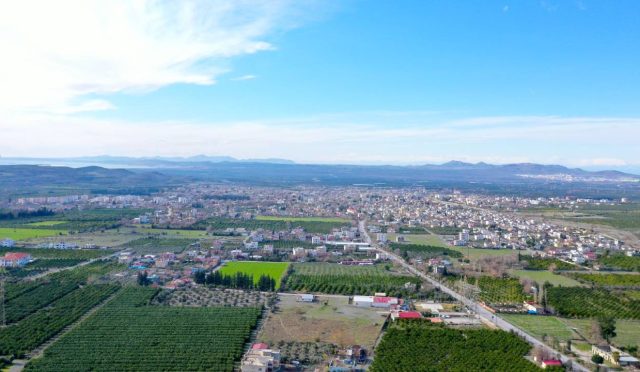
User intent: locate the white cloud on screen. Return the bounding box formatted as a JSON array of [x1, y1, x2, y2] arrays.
[[0, 0, 309, 113], [231, 74, 257, 81], [1, 113, 639, 168]]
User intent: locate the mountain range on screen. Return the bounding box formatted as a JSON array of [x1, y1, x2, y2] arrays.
[[0, 157, 638, 199]]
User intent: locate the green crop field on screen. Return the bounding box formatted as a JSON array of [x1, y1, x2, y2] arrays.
[[449, 246, 521, 260], [0, 227, 67, 240], [24, 221, 66, 227], [511, 270, 582, 287], [560, 318, 640, 347], [219, 261, 289, 289], [133, 227, 210, 238], [371, 323, 539, 372], [547, 287, 640, 319], [284, 263, 420, 297], [389, 233, 448, 247], [501, 314, 575, 342], [26, 287, 261, 372], [256, 216, 350, 223]]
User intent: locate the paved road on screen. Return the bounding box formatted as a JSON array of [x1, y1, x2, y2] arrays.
[[359, 220, 589, 372]]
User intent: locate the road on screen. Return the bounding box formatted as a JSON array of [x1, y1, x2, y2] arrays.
[[358, 220, 589, 372]]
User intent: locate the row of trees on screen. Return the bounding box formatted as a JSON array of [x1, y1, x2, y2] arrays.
[[0, 208, 55, 221], [193, 270, 277, 291]]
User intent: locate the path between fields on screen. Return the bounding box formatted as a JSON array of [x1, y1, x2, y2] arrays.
[[8, 288, 122, 371], [26, 250, 123, 281]]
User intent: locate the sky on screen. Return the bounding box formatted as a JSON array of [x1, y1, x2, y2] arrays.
[[1, 0, 639, 171]]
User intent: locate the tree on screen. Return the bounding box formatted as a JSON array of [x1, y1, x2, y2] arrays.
[[193, 270, 206, 284], [612, 351, 620, 364], [137, 271, 151, 286], [598, 316, 617, 343], [591, 354, 604, 364]]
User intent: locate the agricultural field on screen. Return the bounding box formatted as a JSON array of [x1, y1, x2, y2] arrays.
[[389, 242, 463, 259], [476, 276, 529, 305], [132, 227, 211, 238], [598, 255, 640, 272], [6, 258, 86, 278], [0, 227, 67, 241], [24, 221, 66, 227], [26, 230, 140, 248], [0, 284, 119, 357], [502, 315, 640, 348], [547, 287, 640, 319], [284, 263, 421, 297], [389, 233, 447, 247], [511, 270, 582, 287], [258, 294, 386, 349], [118, 236, 197, 254], [449, 246, 520, 261], [426, 226, 462, 235], [519, 256, 580, 271], [219, 261, 289, 289], [0, 247, 115, 260], [256, 215, 350, 223], [153, 287, 275, 308], [568, 272, 640, 287], [26, 287, 262, 372], [501, 314, 576, 343], [522, 203, 640, 233], [371, 323, 540, 372]]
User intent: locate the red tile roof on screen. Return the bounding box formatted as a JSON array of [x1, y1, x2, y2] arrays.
[[252, 343, 269, 350], [542, 360, 562, 366], [398, 311, 422, 319], [4, 253, 30, 260]]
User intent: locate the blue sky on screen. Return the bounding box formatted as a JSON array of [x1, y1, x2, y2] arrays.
[[1, 0, 639, 170]]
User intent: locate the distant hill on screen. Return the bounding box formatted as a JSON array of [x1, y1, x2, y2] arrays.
[[0, 160, 638, 199], [0, 165, 173, 197]]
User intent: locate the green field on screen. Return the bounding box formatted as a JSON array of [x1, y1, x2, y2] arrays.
[[502, 315, 640, 347], [501, 314, 576, 342], [256, 216, 350, 223], [26, 287, 261, 372], [511, 270, 582, 287], [24, 221, 66, 227], [450, 246, 521, 260], [133, 227, 210, 238], [389, 233, 448, 247], [0, 227, 67, 240], [219, 261, 289, 289]]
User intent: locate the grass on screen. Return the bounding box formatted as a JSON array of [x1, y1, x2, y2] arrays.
[[132, 227, 210, 238], [511, 270, 583, 287], [256, 216, 350, 223], [501, 314, 575, 342], [0, 227, 67, 240], [219, 261, 289, 289], [258, 295, 386, 349], [560, 318, 640, 347], [24, 220, 66, 227], [450, 245, 521, 260], [389, 233, 448, 247]]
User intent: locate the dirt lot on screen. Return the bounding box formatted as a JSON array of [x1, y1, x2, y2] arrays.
[[258, 294, 387, 349]]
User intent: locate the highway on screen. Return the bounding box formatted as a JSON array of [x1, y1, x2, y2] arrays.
[[358, 220, 589, 372]]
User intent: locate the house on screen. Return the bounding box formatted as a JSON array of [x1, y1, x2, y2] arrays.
[[592, 345, 639, 366], [353, 295, 374, 307], [541, 360, 562, 369], [390, 311, 422, 321], [372, 296, 399, 308], [297, 294, 314, 302], [0, 238, 15, 247], [0, 252, 32, 267], [241, 343, 281, 372]]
